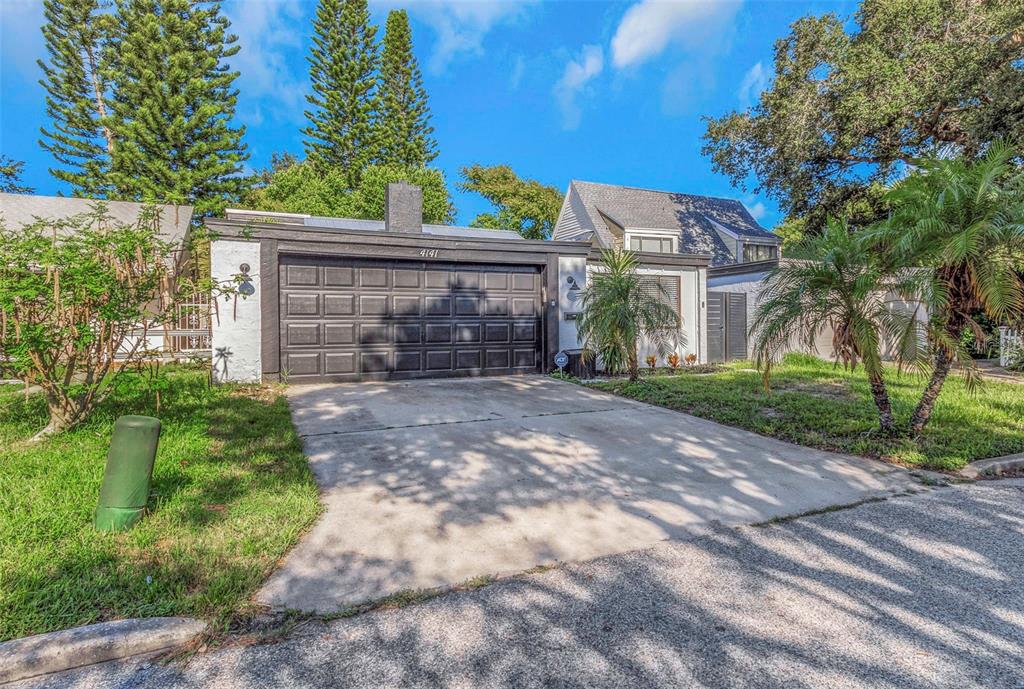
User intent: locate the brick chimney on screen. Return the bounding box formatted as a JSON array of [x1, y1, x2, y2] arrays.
[[384, 182, 423, 233]]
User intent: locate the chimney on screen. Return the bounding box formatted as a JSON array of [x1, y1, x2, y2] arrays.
[[385, 182, 423, 233]]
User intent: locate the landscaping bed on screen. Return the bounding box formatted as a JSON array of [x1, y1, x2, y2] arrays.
[[0, 369, 321, 642], [589, 354, 1024, 471]]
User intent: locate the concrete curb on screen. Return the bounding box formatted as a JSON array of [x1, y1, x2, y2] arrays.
[[0, 617, 206, 685], [959, 452, 1024, 480]]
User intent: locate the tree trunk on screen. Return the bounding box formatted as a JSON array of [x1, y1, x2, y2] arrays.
[[910, 349, 952, 435], [628, 344, 640, 382], [866, 367, 896, 434], [29, 413, 72, 443]]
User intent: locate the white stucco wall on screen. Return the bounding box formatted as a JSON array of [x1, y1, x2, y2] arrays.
[[210, 240, 262, 383], [558, 255, 587, 351]]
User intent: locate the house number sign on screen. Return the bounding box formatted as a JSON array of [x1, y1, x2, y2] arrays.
[[418, 248, 440, 258]]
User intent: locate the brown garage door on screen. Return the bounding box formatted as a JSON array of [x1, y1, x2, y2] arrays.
[[279, 256, 543, 382]]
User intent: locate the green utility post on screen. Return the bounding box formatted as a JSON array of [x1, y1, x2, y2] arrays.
[[94, 415, 161, 532]]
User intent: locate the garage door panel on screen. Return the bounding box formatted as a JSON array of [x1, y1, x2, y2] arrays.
[[485, 350, 510, 369], [324, 294, 354, 316], [285, 352, 320, 376], [425, 323, 452, 343], [285, 323, 320, 347], [280, 257, 542, 381], [325, 352, 355, 374], [455, 324, 481, 343], [456, 350, 481, 370], [359, 323, 389, 345], [324, 266, 354, 287], [425, 296, 451, 316], [286, 265, 319, 286], [393, 295, 421, 316], [286, 293, 319, 316], [455, 296, 480, 316], [360, 268, 388, 287], [325, 324, 355, 345], [513, 348, 537, 368], [454, 271, 480, 290], [513, 323, 536, 342], [484, 298, 508, 316], [394, 323, 421, 344], [512, 273, 535, 291], [393, 268, 421, 288], [359, 295, 389, 316], [426, 350, 452, 370], [485, 323, 510, 343], [425, 270, 451, 289]]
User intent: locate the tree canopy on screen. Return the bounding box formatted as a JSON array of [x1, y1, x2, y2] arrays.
[[0, 156, 33, 194], [459, 164, 562, 240], [702, 0, 1024, 233], [243, 160, 454, 225]]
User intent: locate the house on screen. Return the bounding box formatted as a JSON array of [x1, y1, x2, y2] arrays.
[[207, 183, 709, 383], [553, 180, 781, 362]]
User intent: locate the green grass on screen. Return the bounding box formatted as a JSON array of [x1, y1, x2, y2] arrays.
[[591, 354, 1024, 471], [0, 370, 321, 641]]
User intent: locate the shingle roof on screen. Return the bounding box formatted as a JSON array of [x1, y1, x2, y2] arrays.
[[556, 180, 778, 266], [0, 193, 193, 247]]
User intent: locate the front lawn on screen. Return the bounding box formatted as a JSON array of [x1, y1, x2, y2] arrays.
[[0, 369, 321, 642], [591, 354, 1024, 471]]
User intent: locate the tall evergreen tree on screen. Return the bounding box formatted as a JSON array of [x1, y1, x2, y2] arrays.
[[37, 0, 115, 196], [303, 0, 378, 184], [376, 10, 437, 167], [0, 156, 35, 194], [107, 0, 247, 216]]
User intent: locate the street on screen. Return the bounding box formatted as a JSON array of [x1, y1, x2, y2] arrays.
[[17, 480, 1024, 689]]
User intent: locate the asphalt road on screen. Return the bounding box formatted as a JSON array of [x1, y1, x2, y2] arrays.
[[18, 480, 1024, 689]]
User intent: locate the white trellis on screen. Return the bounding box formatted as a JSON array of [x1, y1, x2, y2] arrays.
[[1000, 327, 1021, 367]]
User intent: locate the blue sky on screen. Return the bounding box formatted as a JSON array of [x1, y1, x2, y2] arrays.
[[0, 0, 857, 228]]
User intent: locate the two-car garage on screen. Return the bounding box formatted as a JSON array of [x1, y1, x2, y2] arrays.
[[278, 256, 543, 382], [208, 183, 710, 385]]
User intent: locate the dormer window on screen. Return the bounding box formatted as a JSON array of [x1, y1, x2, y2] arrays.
[[742, 243, 778, 262], [625, 228, 677, 254]]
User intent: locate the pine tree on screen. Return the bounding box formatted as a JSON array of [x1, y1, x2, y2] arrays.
[[107, 0, 248, 216], [376, 10, 437, 167], [37, 0, 115, 196], [0, 156, 35, 194], [303, 0, 378, 185]]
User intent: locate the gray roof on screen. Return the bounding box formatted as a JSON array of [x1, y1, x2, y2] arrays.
[[0, 193, 193, 247], [224, 208, 525, 240], [554, 180, 778, 266]]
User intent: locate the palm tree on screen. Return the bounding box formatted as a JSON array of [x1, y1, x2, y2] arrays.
[[865, 142, 1024, 434], [575, 248, 680, 382], [751, 220, 918, 434]]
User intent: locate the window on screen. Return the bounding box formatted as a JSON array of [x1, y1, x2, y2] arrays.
[[639, 275, 681, 314], [742, 243, 778, 262], [629, 235, 674, 253]]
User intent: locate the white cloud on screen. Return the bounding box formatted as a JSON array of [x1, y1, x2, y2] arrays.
[[743, 195, 767, 220], [390, 0, 537, 73], [509, 54, 525, 90], [224, 0, 308, 126], [737, 61, 769, 106], [610, 0, 742, 70], [553, 45, 603, 130]]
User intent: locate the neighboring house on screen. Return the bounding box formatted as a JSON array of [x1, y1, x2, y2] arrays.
[[0, 193, 200, 354], [553, 180, 781, 362], [208, 183, 709, 383]]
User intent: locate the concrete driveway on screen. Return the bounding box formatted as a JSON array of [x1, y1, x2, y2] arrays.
[[259, 376, 914, 612]]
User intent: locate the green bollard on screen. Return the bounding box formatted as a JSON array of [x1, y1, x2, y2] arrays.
[[94, 415, 162, 532]]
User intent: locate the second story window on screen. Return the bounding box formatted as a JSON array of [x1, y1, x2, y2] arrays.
[[629, 235, 674, 253], [742, 243, 778, 262]]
